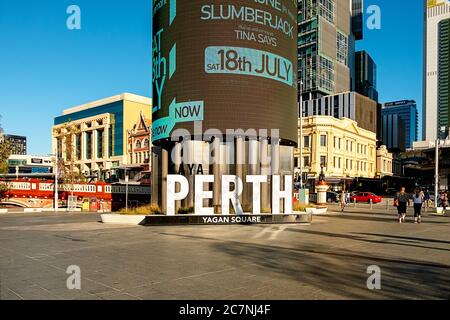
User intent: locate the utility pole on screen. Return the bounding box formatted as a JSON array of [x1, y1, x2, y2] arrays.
[[125, 168, 129, 213], [435, 138, 439, 209], [54, 148, 59, 211], [298, 81, 304, 189]]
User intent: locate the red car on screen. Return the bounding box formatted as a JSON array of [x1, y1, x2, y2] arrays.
[[350, 192, 382, 204]]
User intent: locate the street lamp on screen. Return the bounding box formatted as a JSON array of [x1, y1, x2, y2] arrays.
[[298, 80, 304, 189], [435, 126, 448, 208]]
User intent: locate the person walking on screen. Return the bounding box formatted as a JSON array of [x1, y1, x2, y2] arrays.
[[394, 187, 409, 223], [412, 189, 423, 224], [423, 189, 430, 209], [441, 192, 449, 215], [340, 190, 347, 212]]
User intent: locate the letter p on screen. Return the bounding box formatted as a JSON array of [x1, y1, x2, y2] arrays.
[[167, 175, 189, 215]]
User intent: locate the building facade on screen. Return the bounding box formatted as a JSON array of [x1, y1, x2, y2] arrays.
[[424, 0, 450, 141], [295, 116, 378, 183], [127, 112, 151, 169], [52, 93, 152, 181], [381, 113, 406, 152], [3, 135, 27, 155], [298, 0, 363, 99], [355, 50, 378, 102], [382, 100, 419, 150], [301, 91, 378, 133], [376, 145, 394, 178], [7, 155, 53, 174]]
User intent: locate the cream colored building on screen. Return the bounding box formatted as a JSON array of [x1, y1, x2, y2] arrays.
[[376, 145, 394, 178], [295, 116, 378, 182], [52, 93, 152, 180]]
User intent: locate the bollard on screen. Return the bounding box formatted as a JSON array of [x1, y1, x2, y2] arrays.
[[386, 199, 389, 211], [370, 199, 373, 210], [354, 199, 357, 208]]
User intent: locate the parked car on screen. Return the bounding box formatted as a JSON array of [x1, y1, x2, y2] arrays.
[[350, 192, 382, 204], [327, 191, 340, 203]]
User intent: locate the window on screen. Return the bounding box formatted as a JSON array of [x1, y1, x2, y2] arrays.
[[303, 156, 310, 167], [336, 31, 348, 65], [136, 140, 142, 149], [304, 135, 311, 148], [144, 139, 150, 149], [319, 0, 335, 23], [320, 156, 327, 167], [320, 135, 327, 147], [319, 56, 334, 92]]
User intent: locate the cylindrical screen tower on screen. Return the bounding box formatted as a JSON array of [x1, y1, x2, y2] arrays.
[[152, 0, 298, 213]]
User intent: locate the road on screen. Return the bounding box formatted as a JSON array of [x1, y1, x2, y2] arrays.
[[0, 206, 449, 300]]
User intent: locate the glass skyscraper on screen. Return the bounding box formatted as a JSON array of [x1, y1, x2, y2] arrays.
[[297, 0, 363, 100], [382, 100, 419, 150]]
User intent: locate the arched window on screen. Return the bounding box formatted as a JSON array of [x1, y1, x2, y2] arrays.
[[144, 139, 149, 149], [136, 140, 142, 149]]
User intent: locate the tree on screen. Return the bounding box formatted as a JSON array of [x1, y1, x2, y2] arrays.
[[0, 115, 11, 199], [0, 115, 11, 174], [53, 121, 85, 194]]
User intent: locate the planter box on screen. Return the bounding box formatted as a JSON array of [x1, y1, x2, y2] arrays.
[[100, 214, 146, 225], [436, 207, 445, 215], [305, 207, 328, 215], [0, 209, 8, 214]]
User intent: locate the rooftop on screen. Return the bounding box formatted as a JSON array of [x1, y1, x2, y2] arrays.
[[62, 93, 152, 116]]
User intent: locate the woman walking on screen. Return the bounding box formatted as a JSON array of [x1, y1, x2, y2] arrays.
[[412, 189, 423, 224], [340, 190, 347, 212], [394, 187, 409, 223]]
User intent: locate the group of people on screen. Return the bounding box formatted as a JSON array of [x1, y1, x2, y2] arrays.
[[338, 187, 447, 224], [394, 187, 423, 224], [394, 188, 448, 223]]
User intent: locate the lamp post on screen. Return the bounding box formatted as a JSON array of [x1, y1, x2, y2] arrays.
[[125, 167, 129, 213], [435, 126, 448, 208], [298, 80, 304, 189]]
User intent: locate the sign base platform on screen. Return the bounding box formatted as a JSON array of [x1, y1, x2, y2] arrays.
[[143, 213, 312, 226]]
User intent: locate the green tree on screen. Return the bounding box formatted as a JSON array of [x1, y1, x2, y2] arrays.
[[0, 115, 11, 174]]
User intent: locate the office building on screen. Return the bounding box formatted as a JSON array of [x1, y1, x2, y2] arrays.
[[301, 91, 378, 133], [3, 135, 27, 155], [423, 0, 450, 141], [382, 100, 418, 149], [381, 113, 406, 152], [298, 0, 364, 100], [7, 155, 53, 174], [52, 93, 152, 181], [355, 50, 378, 102]]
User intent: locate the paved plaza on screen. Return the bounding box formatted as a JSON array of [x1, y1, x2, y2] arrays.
[[0, 204, 449, 300]]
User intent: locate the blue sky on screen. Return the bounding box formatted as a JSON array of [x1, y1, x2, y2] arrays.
[[0, 0, 422, 154]]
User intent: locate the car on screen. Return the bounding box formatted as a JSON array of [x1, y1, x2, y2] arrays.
[[326, 191, 340, 203], [350, 192, 382, 204]]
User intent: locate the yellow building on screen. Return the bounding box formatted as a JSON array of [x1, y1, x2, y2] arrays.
[[376, 145, 394, 178], [52, 93, 152, 180], [295, 116, 378, 183]]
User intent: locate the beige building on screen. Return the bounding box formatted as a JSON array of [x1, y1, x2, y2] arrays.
[[295, 116, 378, 182], [52, 93, 152, 180], [376, 145, 394, 178]]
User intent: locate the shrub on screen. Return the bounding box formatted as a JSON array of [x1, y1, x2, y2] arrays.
[[118, 203, 163, 215], [177, 206, 195, 215], [293, 203, 315, 212]]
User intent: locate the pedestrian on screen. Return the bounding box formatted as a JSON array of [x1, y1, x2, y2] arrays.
[[412, 188, 423, 224], [346, 191, 351, 207], [340, 190, 347, 212], [423, 189, 430, 208], [394, 187, 409, 223], [442, 192, 449, 214]]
